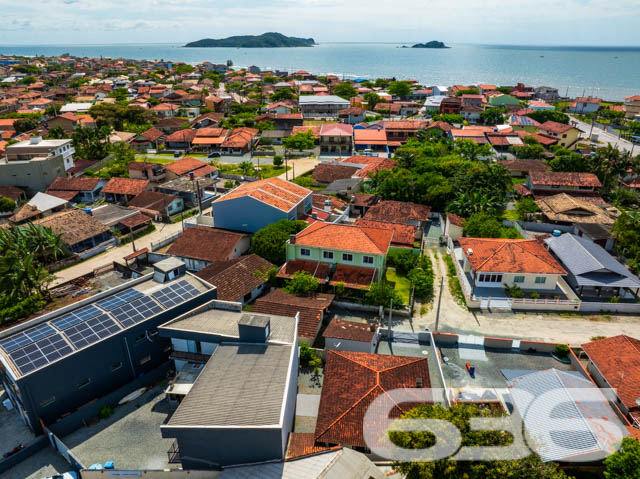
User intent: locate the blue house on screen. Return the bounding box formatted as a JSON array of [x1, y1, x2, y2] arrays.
[[211, 177, 312, 233]]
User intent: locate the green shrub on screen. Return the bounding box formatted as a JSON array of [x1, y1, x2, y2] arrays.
[[554, 344, 570, 358], [273, 155, 283, 167], [99, 405, 115, 419], [529, 291, 540, 300], [504, 284, 524, 298], [388, 249, 418, 275], [0, 295, 46, 326]]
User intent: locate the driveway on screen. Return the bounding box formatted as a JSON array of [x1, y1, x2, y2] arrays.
[[51, 219, 187, 287], [404, 249, 640, 346], [277, 156, 320, 180], [570, 115, 636, 154]]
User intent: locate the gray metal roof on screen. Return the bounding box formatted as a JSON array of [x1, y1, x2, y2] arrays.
[[545, 234, 640, 288], [27, 192, 68, 211], [90, 203, 139, 227], [166, 343, 293, 427], [507, 368, 626, 462], [299, 95, 350, 106]]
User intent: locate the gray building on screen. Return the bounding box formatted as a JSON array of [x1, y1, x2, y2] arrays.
[[0, 136, 75, 194], [0, 259, 216, 434], [299, 95, 350, 119], [159, 303, 299, 469]]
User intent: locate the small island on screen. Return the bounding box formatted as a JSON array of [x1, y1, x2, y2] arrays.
[[411, 41, 449, 49], [185, 32, 316, 48]]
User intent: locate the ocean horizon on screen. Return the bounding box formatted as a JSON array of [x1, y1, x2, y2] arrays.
[[2, 42, 639, 100]]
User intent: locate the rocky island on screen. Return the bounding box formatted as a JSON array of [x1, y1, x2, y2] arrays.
[[411, 41, 449, 48], [185, 32, 316, 48]]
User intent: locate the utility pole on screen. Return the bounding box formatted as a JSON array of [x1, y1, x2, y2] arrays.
[[434, 277, 444, 331], [388, 298, 393, 333], [285, 148, 289, 181]]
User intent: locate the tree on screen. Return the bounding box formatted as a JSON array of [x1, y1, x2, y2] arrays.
[[333, 82, 357, 99], [14, 117, 40, 133], [283, 271, 319, 296], [72, 125, 112, 160], [480, 107, 505, 125], [509, 143, 545, 159], [175, 64, 195, 74], [526, 110, 570, 125], [239, 161, 255, 176], [408, 263, 434, 298], [604, 437, 640, 479], [455, 87, 479, 96], [387, 81, 412, 98], [0, 197, 16, 212], [463, 212, 504, 238], [613, 211, 640, 274], [270, 87, 296, 102], [292, 176, 314, 188], [250, 219, 308, 265], [363, 92, 381, 109], [283, 130, 316, 151], [390, 403, 569, 479], [46, 126, 68, 139], [273, 155, 284, 167], [19, 75, 37, 85], [364, 281, 404, 308], [88, 103, 152, 130], [454, 139, 493, 161], [256, 120, 275, 132], [515, 197, 539, 219]]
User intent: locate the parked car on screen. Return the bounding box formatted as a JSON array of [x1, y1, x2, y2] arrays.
[[208, 151, 221, 158], [42, 472, 77, 479]]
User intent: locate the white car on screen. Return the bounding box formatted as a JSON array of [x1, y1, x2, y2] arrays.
[[44, 473, 78, 479]]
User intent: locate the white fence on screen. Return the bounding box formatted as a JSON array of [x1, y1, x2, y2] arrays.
[[580, 302, 640, 314], [150, 232, 181, 251]]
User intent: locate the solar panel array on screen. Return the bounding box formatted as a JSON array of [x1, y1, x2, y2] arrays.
[[111, 296, 164, 328], [1, 279, 203, 376], [63, 314, 122, 349], [9, 334, 73, 375], [51, 305, 103, 330], [0, 324, 57, 353], [96, 288, 144, 311], [152, 280, 200, 308]]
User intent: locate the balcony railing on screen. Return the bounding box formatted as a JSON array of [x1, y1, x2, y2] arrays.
[[170, 350, 211, 363]]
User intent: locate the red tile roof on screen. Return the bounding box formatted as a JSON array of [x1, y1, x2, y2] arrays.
[[625, 95, 640, 101], [165, 156, 216, 176], [0, 185, 24, 202], [285, 433, 339, 460], [311, 193, 346, 213], [363, 200, 430, 225], [447, 212, 465, 227], [355, 219, 416, 247], [47, 177, 101, 192], [216, 177, 311, 212], [311, 163, 359, 184], [498, 159, 548, 174], [166, 226, 248, 263], [165, 129, 197, 143], [127, 190, 178, 213], [294, 222, 393, 255], [277, 260, 331, 283], [329, 264, 379, 289], [458, 237, 567, 275], [319, 123, 353, 136], [529, 171, 602, 188], [103, 178, 150, 196], [314, 351, 430, 448], [323, 317, 375, 342], [582, 335, 640, 413], [514, 184, 532, 197], [353, 128, 387, 145], [539, 120, 577, 135], [119, 212, 152, 229]]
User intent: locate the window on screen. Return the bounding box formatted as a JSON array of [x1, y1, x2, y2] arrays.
[[78, 378, 91, 389], [363, 255, 374, 265], [139, 355, 151, 365], [300, 248, 311, 257], [535, 276, 547, 284], [40, 396, 56, 407], [513, 276, 525, 283], [479, 274, 502, 283], [111, 362, 122, 372], [342, 253, 353, 262], [323, 251, 334, 260]]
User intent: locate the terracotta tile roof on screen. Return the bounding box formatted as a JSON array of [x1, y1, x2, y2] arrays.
[[139, 127, 164, 142], [383, 120, 429, 131], [127, 190, 178, 213], [103, 177, 149, 196], [0, 185, 24, 202], [536, 193, 614, 225], [253, 288, 334, 339], [514, 184, 532, 197], [498, 159, 548, 174], [539, 120, 577, 135], [329, 264, 379, 289], [355, 219, 416, 247], [319, 123, 353, 136], [292, 125, 321, 136], [529, 171, 602, 188], [582, 335, 640, 412], [285, 433, 339, 460], [33, 209, 109, 247], [314, 351, 430, 447], [47, 177, 101, 192], [221, 127, 258, 148], [127, 161, 162, 172], [165, 129, 197, 143], [216, 177, 311, 213], [338, 107, 365, 115], [447, 212, 465, 227], [323, 317, 375, 342], [363, 200, 430, 225], [195, 254, 274, 302], [277, 260, 331, 283], [166, 226, 248, 263], [294, 222, 393, 255], [312, 163, 359, 184], [353, 128, 387, 145], [625, 95, 640, 101], [458, 237, 567, 275], [311, 193, 346, 213], [351, 193, 380, 208], [45, 190, 78, 201], [118, 212, 152, 229], [165, 156, 216, 176], [352, 158, 395, 179]]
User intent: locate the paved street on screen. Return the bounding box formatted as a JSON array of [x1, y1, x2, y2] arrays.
[[406, 249, 640, 346], [570, 115, 637, 154]]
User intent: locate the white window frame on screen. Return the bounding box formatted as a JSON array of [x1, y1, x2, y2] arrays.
[[535, 276, 547, 284], [300, 248, 311, 257], [513, 276, 525, 283]]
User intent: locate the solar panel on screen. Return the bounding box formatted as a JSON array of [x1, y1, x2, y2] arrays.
[[151, 280, 200, 308], [96, 288, 144, 311], [9, 334, 73, 375], [111, 296, 164, 328], [63, 314, 121, 349], [0, 324, 57, 353], [51, 305, 103, 330]]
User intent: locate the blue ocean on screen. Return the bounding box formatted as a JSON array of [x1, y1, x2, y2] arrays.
[[1, 42, 639, 101]]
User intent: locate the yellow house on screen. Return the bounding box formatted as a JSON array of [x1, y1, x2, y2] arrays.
[[538, 120, 583, 148]]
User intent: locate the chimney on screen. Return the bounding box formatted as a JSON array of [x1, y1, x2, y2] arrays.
[[289, 234, 296, 244], [324, 199, 331, 212]]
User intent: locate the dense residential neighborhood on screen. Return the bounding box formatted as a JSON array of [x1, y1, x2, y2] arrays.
[[0, 53, 640, 479]]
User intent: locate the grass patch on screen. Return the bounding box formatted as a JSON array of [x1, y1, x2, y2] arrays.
[[385, 267, 411, 305], [443, 254, 467, 307], [513, 126, 538, 133], [511, 177, 527, 185], [135, 155, 177, 164], [170, 208, 199, 223], [503, 209, 520, 221]]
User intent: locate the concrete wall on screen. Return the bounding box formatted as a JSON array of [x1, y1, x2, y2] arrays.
[[212, 195, 288, 233], [579, 302, 640, 314], [324, 337, 375, 358], [432, 332, 459, 346], [281, 335, 299, 458], [483, 337, 513, 349], [0, 436, 49, 475], [518, 340, 557, 353], [0, 155, 66, 194]]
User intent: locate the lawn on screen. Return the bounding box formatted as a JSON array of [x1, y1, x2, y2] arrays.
[[385, 267, 411, 305], [218, 163, 290, 179], [503, 209, 520, 221], [511, 177, 527, 185], [513, 126, 538, 133], [135, 156, 176, 164]]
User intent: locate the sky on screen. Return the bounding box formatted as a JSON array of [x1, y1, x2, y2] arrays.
[[2, 0, 640, 46]]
